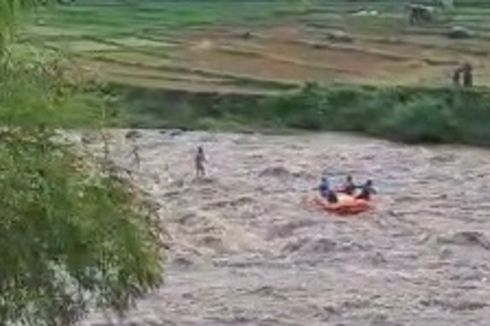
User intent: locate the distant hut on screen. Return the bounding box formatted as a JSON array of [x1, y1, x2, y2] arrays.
[[407, 4, 436, 25]]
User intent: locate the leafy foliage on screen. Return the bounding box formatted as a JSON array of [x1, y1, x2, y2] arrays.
[[0, 129, 163, 326], [0, 2, 164, 325]]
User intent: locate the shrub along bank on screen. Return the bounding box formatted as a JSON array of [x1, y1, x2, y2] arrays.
[[117, 83, 490, 147]]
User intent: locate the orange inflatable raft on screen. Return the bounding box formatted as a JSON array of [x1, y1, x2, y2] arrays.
[[311, 193, 371, 215]]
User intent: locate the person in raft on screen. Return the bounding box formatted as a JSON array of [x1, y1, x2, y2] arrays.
[[319, 177, 338, 203], [340, 175, 357, 195], [356, 179, 376, 201], [195, 146, 207, 177]]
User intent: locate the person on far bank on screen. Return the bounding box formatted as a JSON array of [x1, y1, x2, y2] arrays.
[[195, 146, 207, 177]]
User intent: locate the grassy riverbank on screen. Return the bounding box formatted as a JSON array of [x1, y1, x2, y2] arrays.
[[116, 83, 490, 146]]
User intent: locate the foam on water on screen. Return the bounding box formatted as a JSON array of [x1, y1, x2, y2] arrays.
[[80, 130, 490, 326]]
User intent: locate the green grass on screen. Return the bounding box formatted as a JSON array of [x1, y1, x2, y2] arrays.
[[30, 1, 297, 38], [29, 1, 490, 48]]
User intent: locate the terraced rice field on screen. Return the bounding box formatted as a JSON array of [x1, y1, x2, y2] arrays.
[[28, 1, 490, 94]]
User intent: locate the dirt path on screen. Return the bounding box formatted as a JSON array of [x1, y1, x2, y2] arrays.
[[82, 130, 490, 326]]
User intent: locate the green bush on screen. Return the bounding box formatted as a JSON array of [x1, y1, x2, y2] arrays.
[[116, 83, 490, 147], [377, 96, 459, 143], [0, 41, 163, 326], [0, 129, 162, 326], [0, 54, 112, 128]]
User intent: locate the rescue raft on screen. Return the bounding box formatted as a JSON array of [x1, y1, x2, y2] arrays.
[[311, 193, 371, 215]]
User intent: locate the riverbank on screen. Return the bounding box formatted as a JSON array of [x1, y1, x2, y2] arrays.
[[115, 84, 490, 146]]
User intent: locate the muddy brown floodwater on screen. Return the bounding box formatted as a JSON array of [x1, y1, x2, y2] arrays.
[[81, 130, 490, 326]]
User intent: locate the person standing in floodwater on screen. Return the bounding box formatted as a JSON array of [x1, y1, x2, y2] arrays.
[[195, 146, 207, 177]]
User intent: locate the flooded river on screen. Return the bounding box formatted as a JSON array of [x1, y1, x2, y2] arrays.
[[82, 130, 490, 326]]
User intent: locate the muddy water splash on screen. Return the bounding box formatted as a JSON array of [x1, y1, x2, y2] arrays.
[[82, 131, 490, 326]]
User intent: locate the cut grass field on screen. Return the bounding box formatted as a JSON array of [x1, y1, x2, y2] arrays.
[[27, 0, 490, 95]]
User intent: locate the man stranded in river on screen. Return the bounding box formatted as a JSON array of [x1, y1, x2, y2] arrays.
[[195, 146, 207, 177]]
